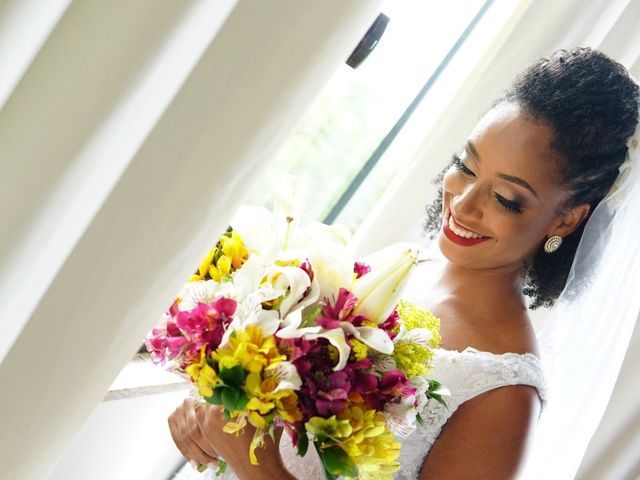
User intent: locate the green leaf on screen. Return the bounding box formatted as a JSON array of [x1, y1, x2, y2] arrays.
[[427, 391, 448, 408], [416, 412, 424, 426], [221, 387, 240, 411], [235, 390, 249, 411], [219, 365, 245, 388], [300, 304, 322, 328], [215, 459, 228, 476], [297, 432, 309, 457], [318, 445, 358, 478], [322, 469, 339, 480], [210, 387, 224, 405]]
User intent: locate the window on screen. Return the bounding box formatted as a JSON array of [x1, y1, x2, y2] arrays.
[[248, 0, 493, 233]]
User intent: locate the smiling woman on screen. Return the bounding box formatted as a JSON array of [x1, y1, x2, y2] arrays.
[[415, 47, 640, 480], [436, 100, 592, 286]]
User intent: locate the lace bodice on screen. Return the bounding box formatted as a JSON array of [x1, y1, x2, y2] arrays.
[[392, 346, 546, 479], [213, 346, 547, 480]]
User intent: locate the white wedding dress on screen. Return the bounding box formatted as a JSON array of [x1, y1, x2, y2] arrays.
[[208, 346, 546, 480]]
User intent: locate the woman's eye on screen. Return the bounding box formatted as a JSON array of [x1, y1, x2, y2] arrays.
[[451, 152, 524, 215], [452, 154, 474, 176], [494, 193, 523, 214]]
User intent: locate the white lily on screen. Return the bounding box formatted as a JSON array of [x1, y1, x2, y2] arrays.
[[229, 205, 281, 259], [268, 174, 310, 250], [276, 302, 394, 371], [260, 254, 316, 318], [351, 243, 422, 324], [299, 221, 355, 304], [219, 288, 281, 346]]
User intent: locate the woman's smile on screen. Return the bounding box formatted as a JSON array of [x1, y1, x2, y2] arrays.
[[442, 207, 492, 246]]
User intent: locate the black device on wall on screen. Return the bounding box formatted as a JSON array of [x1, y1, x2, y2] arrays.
[[346, 13, 389, 69]]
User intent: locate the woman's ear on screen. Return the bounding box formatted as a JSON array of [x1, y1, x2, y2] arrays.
[[549, 203, 591, 237]]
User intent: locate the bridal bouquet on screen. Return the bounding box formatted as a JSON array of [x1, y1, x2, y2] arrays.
[[146, 184, 448, 480]]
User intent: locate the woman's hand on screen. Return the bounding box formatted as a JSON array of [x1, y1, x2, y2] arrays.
[[167, 397, 220, 471], [168, 397, 296, 479]]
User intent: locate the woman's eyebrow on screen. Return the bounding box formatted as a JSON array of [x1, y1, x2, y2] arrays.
[[465, 140, 539, 199]]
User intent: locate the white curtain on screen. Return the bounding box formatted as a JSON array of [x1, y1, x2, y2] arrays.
[[0, 1, 383, 478]]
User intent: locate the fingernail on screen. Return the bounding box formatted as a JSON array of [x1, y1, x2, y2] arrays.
[[189, 459, 199, 470], [208, 461, 218, 470]]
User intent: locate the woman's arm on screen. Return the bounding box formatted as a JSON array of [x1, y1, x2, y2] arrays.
[[419, 385, 541, 479]]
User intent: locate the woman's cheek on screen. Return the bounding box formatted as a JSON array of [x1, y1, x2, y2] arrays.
[[442, 170, 468, 210]]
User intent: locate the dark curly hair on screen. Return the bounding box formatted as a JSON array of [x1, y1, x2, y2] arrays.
[[421, 47, 639, 310]]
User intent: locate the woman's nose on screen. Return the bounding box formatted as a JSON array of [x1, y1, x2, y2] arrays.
[[452, 183, 484, 221]]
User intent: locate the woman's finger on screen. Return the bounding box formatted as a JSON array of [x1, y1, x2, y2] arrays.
[[168, 399, 219, 467], [184, 400, 221, 459]]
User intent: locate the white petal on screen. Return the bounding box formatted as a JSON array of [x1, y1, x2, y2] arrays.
[[176, 280, 221, 311], [304, 328, 351, 371], [261, 265, 312, 318], [230, 205, 278, 254], [351, 244, 420, 323], [402, 328, 433, 346], [275, 308, 322, 339], [340, 323, 394, 355], [267, 361, 302, 392], [383, 396, 418, 438]]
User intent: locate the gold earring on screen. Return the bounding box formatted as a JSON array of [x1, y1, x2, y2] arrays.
[[544, 235, 563, 253]]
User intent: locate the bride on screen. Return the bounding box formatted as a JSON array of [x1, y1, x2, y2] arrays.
[[166, 47, 640, 479]]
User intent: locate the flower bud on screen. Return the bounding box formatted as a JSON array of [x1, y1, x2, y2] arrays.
[[351, 243, 421, 324]]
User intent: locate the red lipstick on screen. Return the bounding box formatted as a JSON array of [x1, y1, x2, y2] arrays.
[[442, 208, 491, 247]]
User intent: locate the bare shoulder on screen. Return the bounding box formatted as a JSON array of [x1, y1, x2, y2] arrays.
[[419, 384, 541, 479]]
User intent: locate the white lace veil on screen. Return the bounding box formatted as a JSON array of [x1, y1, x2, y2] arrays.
[[521, 78, 640, 479]]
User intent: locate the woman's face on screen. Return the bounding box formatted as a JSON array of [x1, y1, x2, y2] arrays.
[[438, 101, 588, 272]]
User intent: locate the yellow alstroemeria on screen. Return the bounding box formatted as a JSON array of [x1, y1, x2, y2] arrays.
[[335, 405, 401, 479], [209, 254, 232, 282], [306, 415, 353, 440], [219, 231, 249, 269], [189, 229, 249, 282], [190, 248, 216, 282], [213, 326, 285, 373], [184, 346, 219, 397], [244, 371, 302, 425]]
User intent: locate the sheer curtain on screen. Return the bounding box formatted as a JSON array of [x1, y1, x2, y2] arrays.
[[0, 1, 383, 478]]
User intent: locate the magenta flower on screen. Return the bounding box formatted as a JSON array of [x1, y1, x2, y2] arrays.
[[146, 297, 236, 367], [379, 370, 417, 398], [353, 261, 371, 278], [316, 287, 368, 329], [316, 371, 351, 415], [379, 308, 400, 339]]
